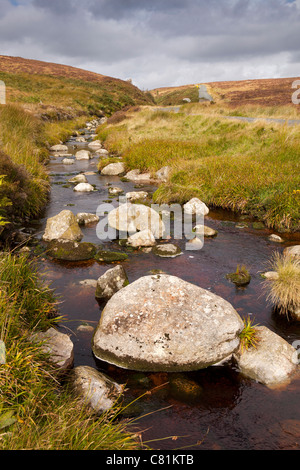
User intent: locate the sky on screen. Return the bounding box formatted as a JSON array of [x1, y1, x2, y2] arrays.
[[0, 0, 299, 90]]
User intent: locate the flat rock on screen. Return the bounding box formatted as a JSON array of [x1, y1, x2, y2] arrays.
[[92, 274, 244, 372], [153, 243, 182, 258], [47, 240, 97, 261]]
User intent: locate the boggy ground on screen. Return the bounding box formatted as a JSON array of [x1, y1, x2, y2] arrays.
[[96, 105, 300, 233]]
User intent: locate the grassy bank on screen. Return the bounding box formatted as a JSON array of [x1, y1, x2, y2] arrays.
[[0, 104, 87, 223], [97, 107, 300, 232], [0, 251, 142, 450]]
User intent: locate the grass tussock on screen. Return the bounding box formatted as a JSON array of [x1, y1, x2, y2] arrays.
[[0, 252, 142, 450], [97, 108, 300, 232], [0, 104, 87, 221], [263, 252, 300, 317], [239, 317, 260, 353]]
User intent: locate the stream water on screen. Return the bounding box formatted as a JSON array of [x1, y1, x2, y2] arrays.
[[28, 125, 300, 450]]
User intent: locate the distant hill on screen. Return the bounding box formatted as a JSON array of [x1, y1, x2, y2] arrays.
[[151, 77, 300, 109], [0, 55, 153, 119]]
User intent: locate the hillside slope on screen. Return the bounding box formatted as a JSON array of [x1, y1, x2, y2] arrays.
[[151, 77, 300, 112], [0, 55, 153, 118]]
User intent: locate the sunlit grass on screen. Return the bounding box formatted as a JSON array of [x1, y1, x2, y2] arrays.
[[0, 251, 143, 450], [239, 317, 260, 353], [263, 252, 300, 317], [97, 107, 300, 232]]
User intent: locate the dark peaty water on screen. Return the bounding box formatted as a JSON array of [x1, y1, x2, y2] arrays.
[[30, 130, 300, 450]]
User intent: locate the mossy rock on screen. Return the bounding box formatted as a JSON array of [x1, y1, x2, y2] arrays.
[[252, 221, 265, 230], [94, 250, 128, 263], [47, 240, 97, 261], [226, 269, 251, 286], [169, 374, 202, 403]]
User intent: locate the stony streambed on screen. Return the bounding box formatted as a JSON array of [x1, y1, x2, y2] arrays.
[[26, 122, 300, 450]]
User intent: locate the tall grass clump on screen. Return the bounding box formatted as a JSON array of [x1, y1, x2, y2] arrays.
[[0, 252, 143, 450], [263, 252, 300, 318]]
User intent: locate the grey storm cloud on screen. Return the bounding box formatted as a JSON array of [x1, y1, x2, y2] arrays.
[[0, 0, 299, 88]]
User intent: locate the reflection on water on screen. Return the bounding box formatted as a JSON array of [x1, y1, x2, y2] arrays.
[[31, 130, 300, 450]]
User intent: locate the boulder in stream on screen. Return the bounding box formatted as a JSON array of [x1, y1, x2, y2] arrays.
[[95, 265, 129, 300], [127, 229, 156, 248], [88, 140, 102, 150], [101, 162, 126, 176], [153, 243, 182, 258], [92, 274, 244, 372], [125, 169, 153, 183], [76, 212, 100, 226], [183, 198, 209, 216], [73, 183, 94, 192], [42, 210, 83, 242], [108, 203, 165, 238], [50, 144, 68, 153], [72, 366, 123, 415], [75, 150, 91, 160], [68, 174, 88, 184], [234, 326, 298, 388], [126, 191, 149, 202], [62, 158, 74, 165]]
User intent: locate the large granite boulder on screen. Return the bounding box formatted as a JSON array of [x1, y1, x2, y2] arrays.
[[108, 203, 165, 238], [92, 274, 244, 372], [42, 210, 83, 242]]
